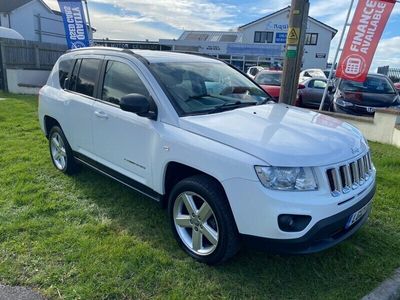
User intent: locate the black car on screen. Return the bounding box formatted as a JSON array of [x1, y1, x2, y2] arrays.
[[332, 74, 400, 116]]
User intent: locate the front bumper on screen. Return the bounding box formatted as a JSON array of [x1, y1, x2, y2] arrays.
[[241, 183, 376, 254]]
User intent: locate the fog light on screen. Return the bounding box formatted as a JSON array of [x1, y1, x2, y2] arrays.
[[278, 214, 312, 232]]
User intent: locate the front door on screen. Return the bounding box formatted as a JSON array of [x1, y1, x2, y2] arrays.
[[92, 57, 157, 186]]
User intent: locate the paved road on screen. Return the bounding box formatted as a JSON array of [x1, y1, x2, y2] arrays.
[[0, 285, 44, 300]]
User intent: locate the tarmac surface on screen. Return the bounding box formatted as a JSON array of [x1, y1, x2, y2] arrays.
[[0, 285, 45, 300]]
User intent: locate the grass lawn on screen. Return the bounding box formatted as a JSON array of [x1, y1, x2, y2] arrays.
[[0, 93, 399, 300]]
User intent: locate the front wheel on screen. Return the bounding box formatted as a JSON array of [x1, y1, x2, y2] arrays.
[[168, 175, 240, 265]]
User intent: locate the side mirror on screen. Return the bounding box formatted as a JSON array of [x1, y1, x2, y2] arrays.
[[120, 94, 157, 120], [328, 85, 335, 93]]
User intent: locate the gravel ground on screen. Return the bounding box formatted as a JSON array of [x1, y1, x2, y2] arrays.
[[0, 285, 45, 300]]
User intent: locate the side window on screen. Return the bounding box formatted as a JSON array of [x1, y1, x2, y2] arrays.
[[102, 61, 149, 105], [58, 59, 73, 88], [313, 80, 327, 89], [75, 59, 101, 97], [68, 59, 81, 91]]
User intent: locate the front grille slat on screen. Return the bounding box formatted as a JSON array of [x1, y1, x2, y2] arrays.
[[326, 152, 373, 197]]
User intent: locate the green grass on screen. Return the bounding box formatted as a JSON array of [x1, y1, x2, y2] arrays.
[[0, 92, 399, 300]]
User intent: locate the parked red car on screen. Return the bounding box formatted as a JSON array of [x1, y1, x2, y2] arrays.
[[394, 82, 400, 92], [254, 70, 282, 101]]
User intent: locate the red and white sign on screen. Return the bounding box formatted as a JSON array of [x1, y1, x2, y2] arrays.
[[336, 0, 396, 82]]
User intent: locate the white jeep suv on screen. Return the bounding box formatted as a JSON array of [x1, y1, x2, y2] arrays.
[[39, 47, 376, 264]]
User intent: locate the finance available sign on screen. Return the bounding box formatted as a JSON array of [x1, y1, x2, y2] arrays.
[[336, 0, 396, 82], [58, 0, 90, 49]]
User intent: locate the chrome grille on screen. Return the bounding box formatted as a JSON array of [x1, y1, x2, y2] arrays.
[[326, 152, 373, 197]]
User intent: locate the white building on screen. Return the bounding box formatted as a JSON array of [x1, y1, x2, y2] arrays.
[[160, 6, 337, 71], [0, 0, 93, 45]]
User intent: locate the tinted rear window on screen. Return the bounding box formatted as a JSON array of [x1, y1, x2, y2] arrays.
[[58, 59, 73, 88], [255, 72, 282, 86], [340, 76, 395, 94], [75, 59, 101, 97]]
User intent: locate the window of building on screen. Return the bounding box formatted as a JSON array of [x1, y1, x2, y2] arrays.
[[219, 34, 237, 42], [75, 59, 101, 97], [185, 33, 209, 41], [305, 33, 318, 45], [58, 59, 74, 88], [254, 31, 273, 43], [102, 61, 149, 105]]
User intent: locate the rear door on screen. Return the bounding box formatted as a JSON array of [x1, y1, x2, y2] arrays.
[[306, 79, 327, 108], [91, 56, 158, 187], [62, 56, 102, 154]]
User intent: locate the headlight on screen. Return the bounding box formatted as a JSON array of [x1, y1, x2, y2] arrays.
[[335, 98, 353, 107], [255, 166, 318, 191]]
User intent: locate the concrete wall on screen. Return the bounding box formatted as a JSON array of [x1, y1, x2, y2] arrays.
[[6, 69, 50, 94], [321, 110, 400, 148], [392, 126, 400, 148]]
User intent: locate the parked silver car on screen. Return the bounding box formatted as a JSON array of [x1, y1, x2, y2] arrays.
[[297, 77, 333, 110]]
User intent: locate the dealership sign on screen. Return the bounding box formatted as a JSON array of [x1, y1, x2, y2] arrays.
[[275, 32, 287, 44], [227, 44, 283, 57], [57, 0, 90, 49], [336, 0, 396, 82]]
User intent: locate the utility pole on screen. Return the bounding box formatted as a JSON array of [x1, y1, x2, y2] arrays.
[[83, 0, 94, 46], [279, 0, 310, 105]]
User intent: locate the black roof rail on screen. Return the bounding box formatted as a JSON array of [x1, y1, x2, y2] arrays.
[[122, 48, 150, 65], [65, 46, 150, 65]]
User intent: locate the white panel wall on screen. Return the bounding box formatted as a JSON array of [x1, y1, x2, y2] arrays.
[[239, 10, 334, 70], [6, 0, 93, 46]]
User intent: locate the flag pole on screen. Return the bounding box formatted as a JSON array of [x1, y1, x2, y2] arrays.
[[319, 0, 355, 111], [83, 0, 93, 46]]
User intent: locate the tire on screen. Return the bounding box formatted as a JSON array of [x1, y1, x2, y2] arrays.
[[48, 126, 79, 175], [297, 95, 303, 107], [168, 175, 240, 265]]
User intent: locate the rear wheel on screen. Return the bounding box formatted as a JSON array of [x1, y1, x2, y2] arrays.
[[49, 126, 79, 175], [168, 175, 240, 265]]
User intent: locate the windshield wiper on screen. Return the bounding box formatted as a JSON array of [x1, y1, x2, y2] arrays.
[[207, 101, 258, 114]]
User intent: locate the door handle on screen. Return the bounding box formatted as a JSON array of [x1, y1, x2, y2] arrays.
[[94, 111, 109, 119]]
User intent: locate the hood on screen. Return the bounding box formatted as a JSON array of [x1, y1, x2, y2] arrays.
[[340, 90, 398, 107], [180, 104, 367, 167], [260, 85, 281, 99]]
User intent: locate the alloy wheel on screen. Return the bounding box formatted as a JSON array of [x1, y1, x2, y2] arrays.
[[173, 191, 219, 256]]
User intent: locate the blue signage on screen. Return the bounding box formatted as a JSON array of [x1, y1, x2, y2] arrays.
[[57, 0, 90, 49], [275, 32, 287, 44], [226, 44, 283, 57]]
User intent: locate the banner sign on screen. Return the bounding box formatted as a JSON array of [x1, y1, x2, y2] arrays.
[[336, 0, 396, 82], [275, 32, 287, 44], [57, 0, 90, 49], [227, 44, 283, 57]]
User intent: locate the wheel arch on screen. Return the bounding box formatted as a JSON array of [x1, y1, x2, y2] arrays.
[[162, 162, 231, 210], [43, 115, 61, 138]]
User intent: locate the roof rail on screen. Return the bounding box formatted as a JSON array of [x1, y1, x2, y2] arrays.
[[65, 46, 150, 65]]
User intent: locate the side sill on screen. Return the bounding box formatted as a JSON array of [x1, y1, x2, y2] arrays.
[[73, 152, 163, 202]]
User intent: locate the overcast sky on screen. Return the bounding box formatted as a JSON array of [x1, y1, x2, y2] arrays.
[[44, 0, 400, 70]]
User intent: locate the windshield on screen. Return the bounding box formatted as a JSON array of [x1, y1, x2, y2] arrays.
[[150, 61, 270, 115], [255, 72, 282, 86], [340, 76, 396, 94]]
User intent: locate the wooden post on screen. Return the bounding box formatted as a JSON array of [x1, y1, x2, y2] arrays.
[[0, 42, 8, 92], [279, 0, 310, 105], [34, 45, 40, 69]]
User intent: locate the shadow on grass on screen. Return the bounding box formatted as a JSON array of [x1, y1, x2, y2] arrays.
[[69, 165, 400, 299]]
